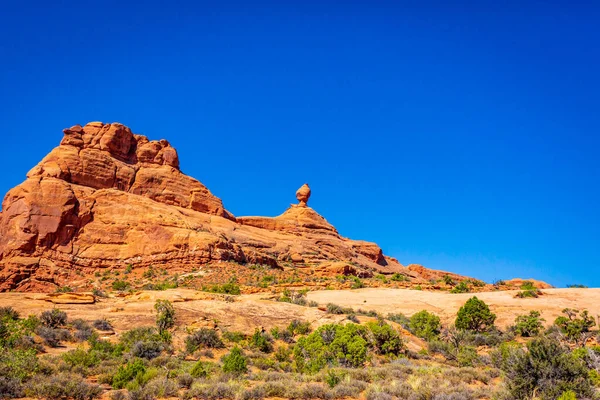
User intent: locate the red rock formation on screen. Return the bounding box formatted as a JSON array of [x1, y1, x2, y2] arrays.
[[0, 122, 412, 291]]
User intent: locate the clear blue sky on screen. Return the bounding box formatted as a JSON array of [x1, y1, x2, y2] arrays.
[[1, 1, 599, 287]]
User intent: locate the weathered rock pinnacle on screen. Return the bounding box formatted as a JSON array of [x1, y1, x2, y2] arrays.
[[295, 183, 311, 207]]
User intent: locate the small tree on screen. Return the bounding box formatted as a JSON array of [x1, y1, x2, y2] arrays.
[[554, 309, 596, 343], [455, 296, 496, 333], [409, 310, 442, 340], [154, 300, 175, 335], [514, 310, 545, 337], [222, 346, 247, 375]]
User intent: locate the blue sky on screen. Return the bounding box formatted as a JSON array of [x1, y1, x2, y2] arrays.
[[1, 1, 599, 287]]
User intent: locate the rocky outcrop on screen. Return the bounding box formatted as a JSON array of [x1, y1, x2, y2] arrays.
[[0, 122, 411, 292]]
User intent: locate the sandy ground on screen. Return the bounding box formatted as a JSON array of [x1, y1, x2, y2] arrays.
[[0, 288, 597, 337], [307, 287, 600, 328]]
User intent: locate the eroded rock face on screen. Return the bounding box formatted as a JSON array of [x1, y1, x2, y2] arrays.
[[0, 122, 408, 291]]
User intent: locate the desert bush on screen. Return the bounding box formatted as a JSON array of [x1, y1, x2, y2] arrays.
[[554, 308, 596, 343], [190, 360, 215, 378], [366, 320, 404, 356], [222, 330, 245, 343], [178, 373, 194, 388], [455, 297, 496, 333], [25, 372, 101, 400], [203, 281, 241, 295], [186, 381, 241, 399], [287, 319, 311, 335], [40, 308, 67, 328], [450, 281, 470, 294], [0, 348, 39, 382], [222, 346, 247, 375], [346, 313, 359, 323], [185, 328, 224, 353], [119, 327, 164, 350], [88, 333, 124, 357], [294, 323, 370, 372], [250, 329, 274, 353], [92, 318, 113, 330], [136, 376, 178, 399], [62, 348, 101, 371], [112, 359, 147, 389], [111, 280, 130, 291], [0, 376, 23, 399], [0, 306, 20, 321], [409, 310, 442, 340], [71, 319, 94, 342], [387, 313, 411, 330], [520, 280, 536, 290], [514, 310, 545, 337], [390, 273, 409, 282], [497, 336, 593, 399], [36, 326, 71, 347], [457, 345, 479, 367], [326, 303, 353, 315], [131, 340, 163, 359]]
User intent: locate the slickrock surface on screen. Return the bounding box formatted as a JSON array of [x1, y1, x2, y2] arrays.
[[0, 122, 416, 292]]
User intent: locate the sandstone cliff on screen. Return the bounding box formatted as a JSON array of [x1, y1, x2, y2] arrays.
[[0, 122, 411, 291]]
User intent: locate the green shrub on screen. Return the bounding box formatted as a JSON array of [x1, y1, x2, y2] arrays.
[[514, 311, 545, 337], [515, 289, 540, 298], [554, 308, 596, 342], [250, 329, 274, 353], [326, 303, 353, 315], [457, 345, 479, 367], [390, 273, 409, 282], [287, 319, 311, 335], [409, 310, 441, 340], [567, 284, 588, 288], [40, 309, 67, 328], [112, 359, 146, 389], [442, 275, 455, 285], [293, 323, 370, 373], [520, 280, 536, 290], [222, 330, 246, 343], [190, 360, 215, 378], [203, 281, 241, 295], [62, 348, 101, 370], [119, 327, 164, 351], [185, 328, 224, 353], [455, 297, 496, 333], [111, 280, 130, 291], [366, 320, 404, 356], [498, 336, 593, 399], [25, 372, 101, 400], [350, 276, 364, 289], [450, 281, 470, 293], [557, 390, 577, 400], [222, 346, 247, 375], [0, 348, 38, 382]]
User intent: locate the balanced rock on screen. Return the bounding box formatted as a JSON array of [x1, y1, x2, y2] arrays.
[[295, 184, 311, 207]]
